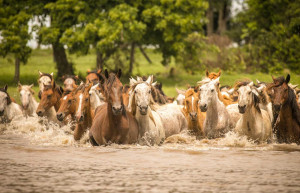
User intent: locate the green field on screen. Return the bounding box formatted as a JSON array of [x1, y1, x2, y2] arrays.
[[1, 49, 299, 103]]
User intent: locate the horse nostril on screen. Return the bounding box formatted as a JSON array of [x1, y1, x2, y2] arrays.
[[37, 111, 43, 116], [0, 110, 4, 116], [203, 104, 207, 108], [79, 115, 84, 121]]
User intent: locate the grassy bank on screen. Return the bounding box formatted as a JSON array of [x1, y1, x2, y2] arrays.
[[1, 49, 299, 103]]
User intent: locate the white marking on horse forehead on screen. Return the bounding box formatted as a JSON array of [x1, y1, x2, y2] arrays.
[[191, 96, 194, 111], [77, 94, 83, 114], [112, 87, 120, 103], [0, 91, 7, 99], [135, 83, 149, 92], [63, 96, 67, 100], [64, 78, 74, 85], [40, 76, 51, 83]]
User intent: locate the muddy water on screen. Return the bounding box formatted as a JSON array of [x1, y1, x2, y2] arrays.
[[1, 117, 300, 193]]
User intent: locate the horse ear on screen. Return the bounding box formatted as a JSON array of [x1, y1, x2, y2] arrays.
[[97, 69, 102, 74], [130, 77, 137, 87], [18, 82, 22, 90], [159, 83, 162, 89], [272, 75, 275, 82], [249, 81, 254, 87], [137, 76, 143, 82], [38, 70, 43, 77], [104, 69, 109, 79], [256, 79, 261, 84], [117, 69, 122, 79], [151, 81, 157, 87], [50, 72, 53, 77], [4, 85, 8, 92], [286, 74, 290, 84], [205, 69, 209, 77], [217, 69, 221, 76], [146, 75, 152, 85]]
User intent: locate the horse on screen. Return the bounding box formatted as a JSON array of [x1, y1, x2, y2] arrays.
[[61, 75, 78, 91], [38, 71, 53, 99], [89, 83, 105, 111], [206, 69, 221, 80], [175, 88, 186, 105], [36, 79, 63, 123], [86, 69, 102, 84], [235, 82, 272, 142], [183, 88, 205, 138], [18, 83, 39, 117], [128, 75, 165, 145], [89, 69, 139, 145], [267, 74, 300, 144], [72, 83, 94, 140], [198, 77, 232, 138], [0, 85, 23, 123], [56, 90, 76, 122]]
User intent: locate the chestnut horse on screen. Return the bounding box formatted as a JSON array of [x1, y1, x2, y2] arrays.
[[206, 69, 221, 80], [267, 74, 300, 144], [89, 69, 139, 145], [36, 79, 63, 122], [183, 88, 205, 138], [86, 69, 102, 84], [73, 83, 94, 140], [56, 90, 77, 122]]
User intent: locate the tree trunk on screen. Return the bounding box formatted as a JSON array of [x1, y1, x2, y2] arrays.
[[206, 0, 214, 36], [217, 1, 227, 35], [96, 49, 104, 69], [14, 57, 20, 82], [138, 45, 152, 64], [52, 43, 74, 78], [129, 43, 135, 75]]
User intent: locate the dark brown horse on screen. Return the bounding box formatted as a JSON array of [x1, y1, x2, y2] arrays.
[[267, 74, 300, 144], [36, 79, 63, 122], [89, 69, 139, 145]]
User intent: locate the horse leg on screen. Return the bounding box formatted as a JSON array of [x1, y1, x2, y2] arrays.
[[74, 123, 85, 141], [89, 132, 99, 146]]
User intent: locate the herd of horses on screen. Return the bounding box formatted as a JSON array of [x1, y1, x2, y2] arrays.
[[0, 69, 300, 145]]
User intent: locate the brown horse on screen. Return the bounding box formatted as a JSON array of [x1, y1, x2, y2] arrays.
[[267, 74, 300, 144], [89, 69, 139, 145], [86, 69, 102, 84], [56, 90, 77, 122], [36, 79, 63, 122], [206, 69, 221, 80], [183, 88, 205, 138], [73, 83, 94, 140]]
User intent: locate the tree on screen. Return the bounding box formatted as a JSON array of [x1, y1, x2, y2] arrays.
[[0, 0, 32, 82]]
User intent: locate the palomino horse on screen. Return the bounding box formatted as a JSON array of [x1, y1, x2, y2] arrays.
[[235, 82, 272, 142], [73, 83, 94, 140], [89, 83, 105, 111], [18, 83, 39, 117], [0, 85, 23, 122], [175, 88, 186, 105], [86, 69, 102, 84], [183, 88, 205, 138], [128, 75, 165, 145], [198, 78, 232, 138], [38, 71, 53, 99], [36, 79, 63, 123], [206, 69, 221, 80], [62, 75, 78, 91], [267, 74, 300, 144], [89, 69, 139, 145]]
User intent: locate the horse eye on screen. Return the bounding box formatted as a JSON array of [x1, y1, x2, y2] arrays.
[[211, 89, 214, 92], [134, 90, 137, 94], [47, 95, 52, 99], [85, 98, 89, 102], [148, 90, 151, 94], [199, 89, 202, 91]]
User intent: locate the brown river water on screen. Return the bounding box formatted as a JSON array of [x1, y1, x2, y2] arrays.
[[1, 116, 300, 193]]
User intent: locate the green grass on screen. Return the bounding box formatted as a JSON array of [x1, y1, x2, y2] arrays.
[[1, 48, 300, 103]]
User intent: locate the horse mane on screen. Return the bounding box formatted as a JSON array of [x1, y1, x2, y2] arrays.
[[62, 74, 78, 82], [0, 88, 11, 105], [74, 83, 86, 94], [234, 81, 250, 90], [63, 90, 72, 96], [287, 87, 300, 125], [185, 88, 195, 98], [253, 93, 261, 113], [40, 72, 53, 80]]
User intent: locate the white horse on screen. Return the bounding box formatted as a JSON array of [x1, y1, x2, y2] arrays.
[[255, 80, 274, 123], [18, 83, 39, 117], [89, 83, 105, 110], [0, 85, 23, 122], [198, 77, 231, 138], [128, 76, 165, 145], [235, 82, 272, 142], [174, 88, 185, 105], [38, 71, 53, 98]]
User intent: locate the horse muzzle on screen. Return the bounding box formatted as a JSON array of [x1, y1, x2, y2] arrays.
[[23, 104, 29, 110], [139, 106, 148, 115], [76, 114, 84, 122], [112, 105, 123, 115], [238, 105, 246, 114], [36, 110, 45, 117], [200, 104, 207, 112], [0, 110, 4, 116], [189, 112, 198, 121], [56, 113, 65, 122], [274, 104, 282, 112]]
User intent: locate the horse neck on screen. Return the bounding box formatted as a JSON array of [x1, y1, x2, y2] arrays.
[[85, 102, 93, 128], [135, 107, 151, 137], [107, 102, 123, 129], [92, 92, 102, 107], [54, 92, 62, 111], [5, 102, 20, 120], [243, 101, 262, 124], [206, 94, 226, 124], [28, 96, 39, 115]]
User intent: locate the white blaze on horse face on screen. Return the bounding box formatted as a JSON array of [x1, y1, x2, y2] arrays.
[[199, 81, 217, 108], [135, 83, 151, 108], [20, 89, 31, 108], [0, 92, 8, 111], [63, 96, 67, 100], [191, 96, 195, 111], [64, 78, 75, 91], [76, 94, 83, 117], [39, 76, 51, 92]]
